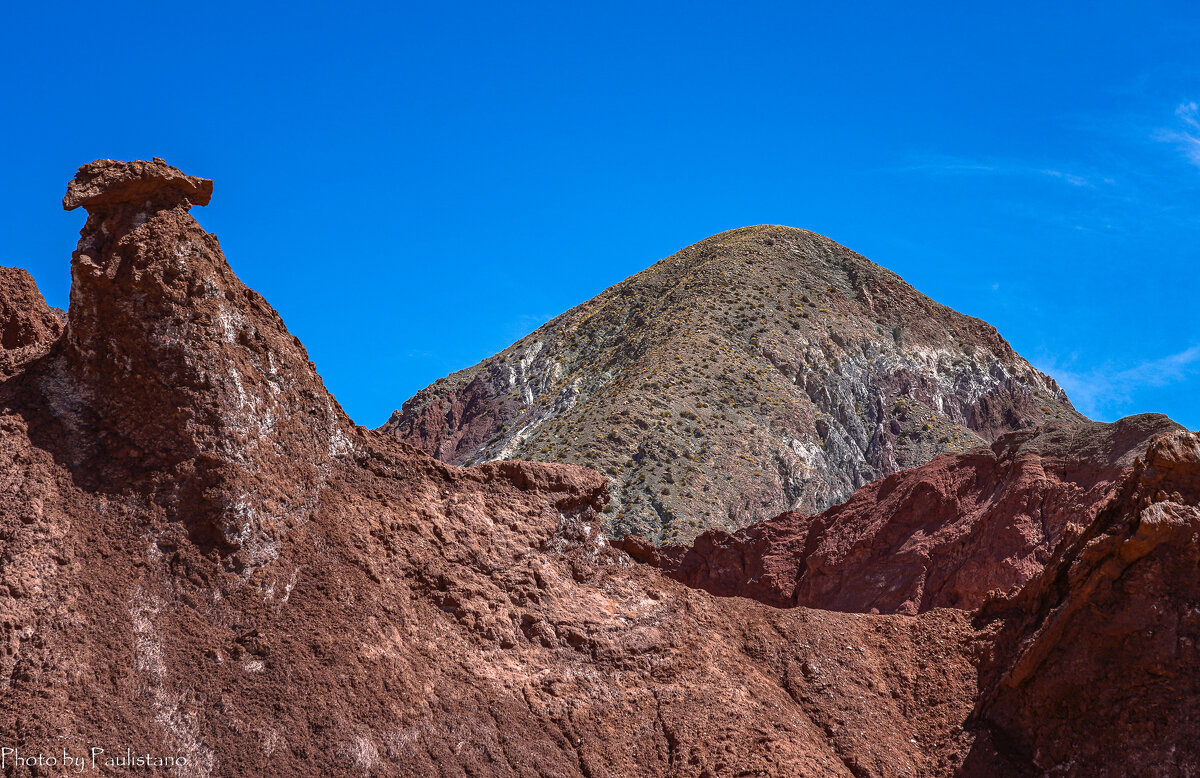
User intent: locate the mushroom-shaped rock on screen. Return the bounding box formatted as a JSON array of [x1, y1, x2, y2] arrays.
[[55, 158, 350, 573], [62, 157, 213, 212]]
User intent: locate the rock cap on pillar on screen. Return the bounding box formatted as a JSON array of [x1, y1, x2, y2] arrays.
[[63, 157, 213, 212]]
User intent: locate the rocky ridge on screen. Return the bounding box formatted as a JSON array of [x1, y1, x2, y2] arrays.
[[0, 160, 1194, 777], [625, 417, 1200, 775], [972, 427, 1200, 774], [638, 414, 1181, 614], [383, 226, 1080, 544]]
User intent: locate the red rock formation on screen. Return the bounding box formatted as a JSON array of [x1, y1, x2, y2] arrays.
[[0, 267, 62, 377], [47, 158, 352, 573], [0, 160, 986, 777], [971, 429, 1200, 776], [644, 414, 1182, 614], [1, 159, 1195, 777]]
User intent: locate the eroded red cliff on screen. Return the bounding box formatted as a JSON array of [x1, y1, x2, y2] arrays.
[[0, 266, 63, 377], [971, 429, 1200, 775]]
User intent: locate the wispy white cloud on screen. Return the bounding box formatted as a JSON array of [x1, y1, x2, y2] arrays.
[[1156, 101, 1200, 168], [1036, 344, 1200, 420], [1180, 102, 1200, 128], [1041, 169, 1093, 187], [902, 154, 1101, 188]]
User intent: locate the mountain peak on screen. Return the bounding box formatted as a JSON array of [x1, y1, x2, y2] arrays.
[[385, 225, 1080, 543]]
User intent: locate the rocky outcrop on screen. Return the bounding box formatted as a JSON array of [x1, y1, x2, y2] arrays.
[[643, 414, 1182, 614], [383, 225, 1080, 544], [40, 158, 353, 573], [0, 267, 63, 377], [971, 429, 1200, 775], [625, 417, 1200, 775], [62, 157, 213, 211]]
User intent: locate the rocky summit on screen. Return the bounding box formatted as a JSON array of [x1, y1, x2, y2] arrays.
[[1, 160, 1197, 777], [382, 226, 1080, 544]]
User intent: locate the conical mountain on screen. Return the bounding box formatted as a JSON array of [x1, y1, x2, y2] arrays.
[[383, 225, 1080, 544]]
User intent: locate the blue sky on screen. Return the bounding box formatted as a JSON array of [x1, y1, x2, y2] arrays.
[[3, 1, 1198, 429]]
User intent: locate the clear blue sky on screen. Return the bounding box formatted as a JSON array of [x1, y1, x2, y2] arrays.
[[3, 1, 1198, 429]]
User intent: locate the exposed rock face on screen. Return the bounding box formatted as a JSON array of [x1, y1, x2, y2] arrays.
[[62, 157, 213, 212], [624, 419, 1200, 774], [644, 414, 1182, 614], [383, 226, 1080, 544], [972, 429, 1200, 776], [0, 267, 63, 377], [43, 158, 351, 573]]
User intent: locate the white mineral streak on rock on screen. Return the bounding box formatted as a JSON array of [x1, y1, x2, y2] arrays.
[[128, 589, 215, 777]]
